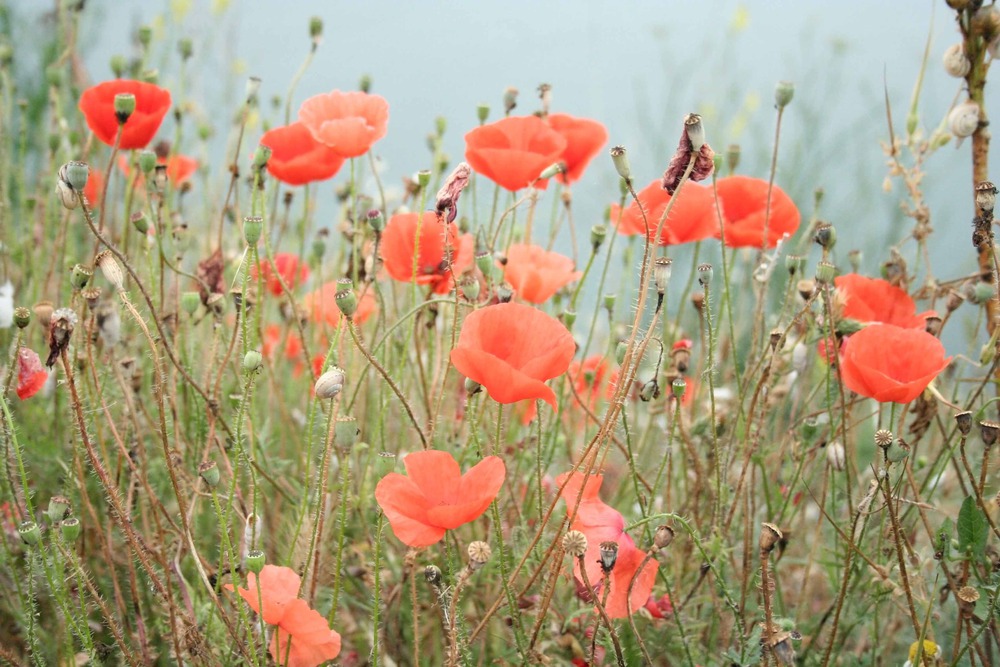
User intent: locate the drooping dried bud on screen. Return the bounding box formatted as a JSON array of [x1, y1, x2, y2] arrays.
[[943, 43, 971, 77], [661, 113, 715, 194], [435, 162, 471, 223], [598, 540, 619, 573], [315, 367, 346, 399], [467, 541, 492, 570], [981, 420, 1000, 447], [610, 145, 631, 182], [563, 530, 588, 558], [639, 379, 660, 402], [502, 86, 518, 115], [95, 250, 125, 291], [47, 308, 78, 367], [653, 525, 675, 551], [976, 181, 997, 214], [759, 523, 783, 554]]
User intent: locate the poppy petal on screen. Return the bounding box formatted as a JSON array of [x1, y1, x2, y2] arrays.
[[374, 473, 443, 547]]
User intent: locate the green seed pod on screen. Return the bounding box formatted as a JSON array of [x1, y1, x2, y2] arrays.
[[243, 350, 263, 373], [138, 150, 158, 174], [60, 517, 81, 542], [243, 216, 263, 247], [114, 93, 136, 124], [198, 460, 221, 488], [18, 521, 41, 547], [245, 549, 266, 574]]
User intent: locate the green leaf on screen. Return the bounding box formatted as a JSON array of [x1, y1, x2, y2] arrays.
[[958, 496, 988, 558]]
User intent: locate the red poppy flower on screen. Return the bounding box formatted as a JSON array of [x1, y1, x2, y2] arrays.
[[380, 212, 474, 294], [610, 179, 718, 245], [16, 348, 47, 400], [713, 175, 800, 249], [450, 302, 575, 408], [557, 472, 658, 618], [568, 356, 615, 411], [375, 450, 505, 547], [252, 254, 311, 297], [838, 323, 950, 403], [644, 593, 674, 619], [303, 283, 377, 328], [545, 113, 608, 185], [260, 122, 346, 186], [502, 243, 582, 304], [298, 90, 389, 158], [118, 154, 199, 187], [464, 116, 567, 191], [226, 565, 341, 667], [834, 274, 935, 329], [83, 168, 104, 207], [78, 80, 172, 150]]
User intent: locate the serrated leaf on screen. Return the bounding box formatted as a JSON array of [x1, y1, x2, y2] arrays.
[[958, 496, 988, 557]]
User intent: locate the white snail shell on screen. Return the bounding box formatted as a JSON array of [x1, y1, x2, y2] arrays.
[[949, 101, 981, 139], [943, 43, 971, 78]]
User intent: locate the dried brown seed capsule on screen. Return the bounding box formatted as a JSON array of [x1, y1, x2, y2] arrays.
[[467, 541, 492, 570], [981, 421, 1000, 448], [562, 530, 588, 558], [760, 523, 783, 554], [653, 525, 675, 551], [955, 411, 973, 436], [874, 429, 894, 450]]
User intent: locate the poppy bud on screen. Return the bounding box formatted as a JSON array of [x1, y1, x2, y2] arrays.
[[981, 420, 1000, 447], [874, 429, 893, 450], [246, 549, 266, 574], [590, 224, 607, 252], [775, 80, 795, 109], [19, 520, 40, 547], [358, 74, 372, 93], [598, 540, 619, 573], [252, 144, 272, 170], [14, 307, 30, 329], [610, 145, 631, 182], [464, 377, 482, 397], [199, 460, 221, 488], [814, 223, 836, 249], [827, 441, 846, 471], [60, 161, 90, 193], [614, 341, 628, 365], [114, 93, 136, 124], [561, 309, 576, 328], [671, 377, 687, 400], [477, 103, 490, 124], [639, 379, 660, 402], [70, 264, 92, 290], [110, 54, 127, 78], [95, 250, 125, 291], [697, 263, 713, 286], [181, 292, 200, 316], [47, 496, 71, 524], [475, 251, 493, 278], [949, 101, 981, 139], [243, 350, 263, 373], [976, 181, 997, 214], [815, 262, 836, 285], [759, 522, 783, 554], [654, 258, 673, 294], [467, 541, 492, 570], [603, 293, 616, 313], [539, 162, 565, 180], [177, 38, 193, 61], [309, 16, 323, 40], [60, 517, 81, 542], [315, 367, 346, 399], [503, 86, 518, 115], [653, 525, 675, 551], [335, 289, 357, 318], [955, 411, 973, 436], [563, 530, 588, 558], [242, 216, 263, 247], [461, 277, 481, 301]]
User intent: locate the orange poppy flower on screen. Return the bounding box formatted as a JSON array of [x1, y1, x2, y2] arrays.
[[259, 122, 345, 186], [226, 565, 341, 667], [252, 254, 311, 297], [545, 113, 608, 185], [464, 116, 567, 191], [298, 90, 389, 158], [380, 212, 474, 294], [450, 302, 575, 408], [502, 243, 582, 304], [838, 323, 950, 403], [610, 179, 718, 245], [303, 283, 376, 328], [713, 175, 800, 249], [557, 471, 658, 618], [118, 154, 199, 187], [78, 80, 172, 150], [834, 274, 935, 329], [375, 450, 505, 547], [16, 348, 47, 400]]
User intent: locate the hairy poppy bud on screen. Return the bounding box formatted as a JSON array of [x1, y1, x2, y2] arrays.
[[243, 350, 263, 373]]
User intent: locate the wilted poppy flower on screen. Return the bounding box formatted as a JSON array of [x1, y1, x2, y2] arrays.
[[380, 212, 474, 294], [611, 179, 718, 246], [303, 283, 376, 328], [557, 471, 658, 618], [16, 348, 47, 400], [450, 302, 575, 407], [259, 122, 345, 186], [226, 565, 341, 667], [78, 80, 172, 150], [502, 243, 582, 304], [838, 323, 950, 403], [252, 254, 311, 296], [834, 274, 935, 329], [298, 90, 389, 158], [713, 176, 800, 249], [375, 450, 505, 547], [464, 116, 567, 191], [118, 154, 199, 187], [545, 113, 608, 185]]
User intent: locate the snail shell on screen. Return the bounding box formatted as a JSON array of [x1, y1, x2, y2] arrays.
[[949, 101, 981, 139], [943, 43, 971, 78]]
